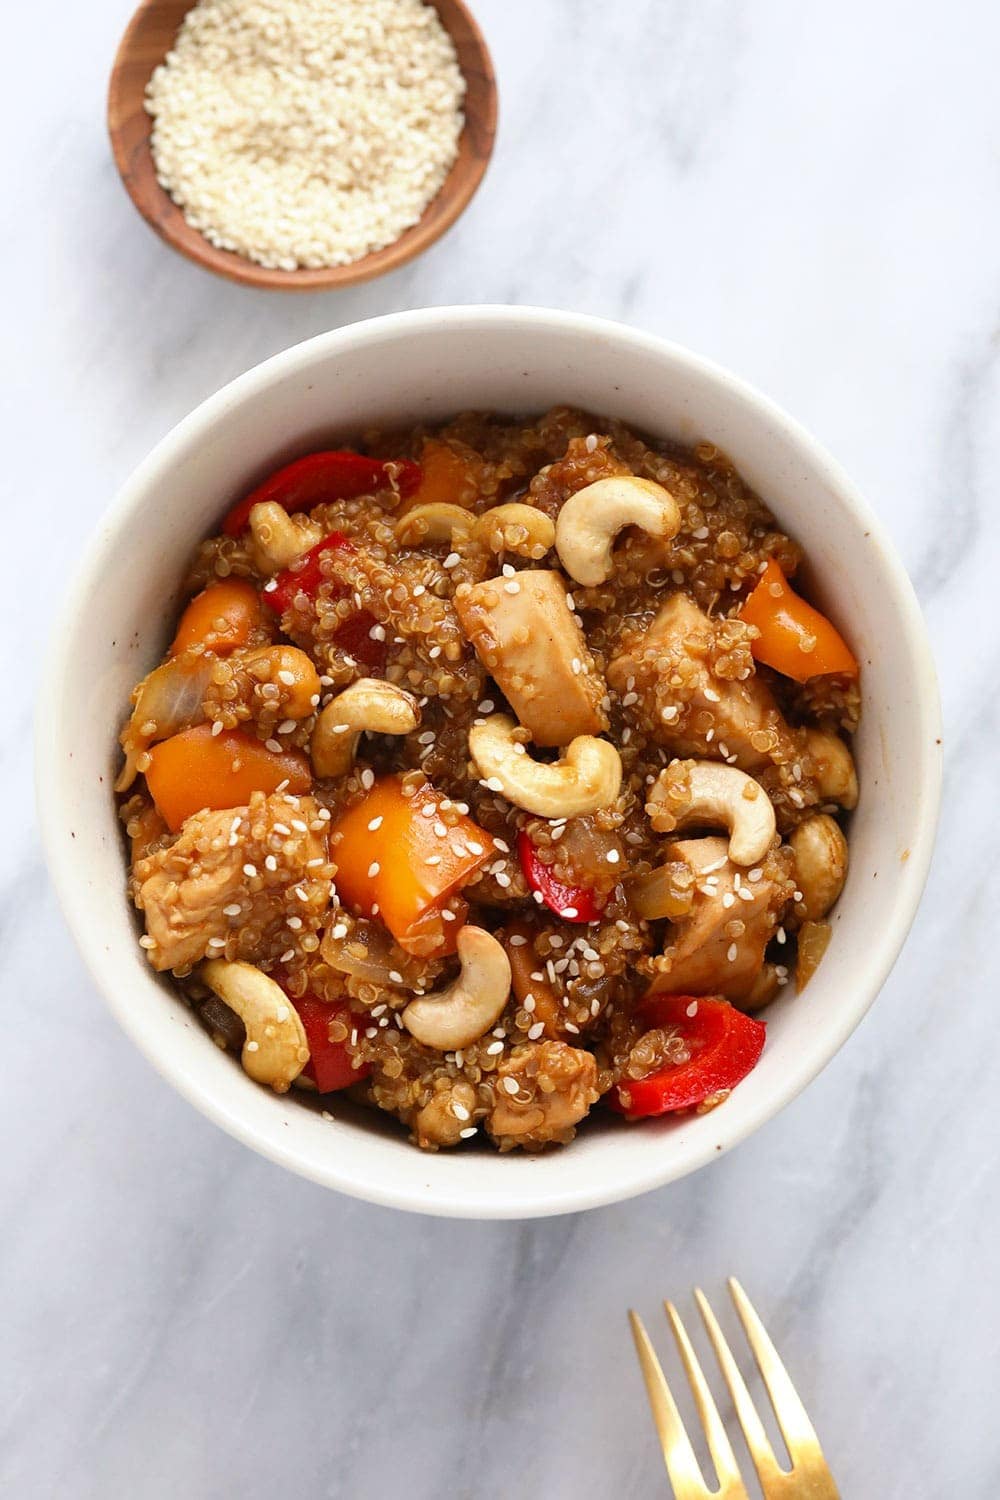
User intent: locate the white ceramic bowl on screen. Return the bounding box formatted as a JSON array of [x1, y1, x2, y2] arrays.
[[37, 307, 941, 1219]]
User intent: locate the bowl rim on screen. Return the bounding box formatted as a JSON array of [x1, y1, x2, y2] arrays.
[[36, 306, 943, 1217], [106, 0, 498, 292]]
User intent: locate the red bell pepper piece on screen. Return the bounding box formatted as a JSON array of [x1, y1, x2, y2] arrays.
[[292, 993, 370, 1093], [517, 831, 606, 923], [262, 531, 386, 670], [222, 451, 422, 537], [329, 610, 388, 674], [608, 994, 765, 1117], [263, 531, 355, 615]]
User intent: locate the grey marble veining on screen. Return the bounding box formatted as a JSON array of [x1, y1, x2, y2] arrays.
[[4, 0, 999, 1494]]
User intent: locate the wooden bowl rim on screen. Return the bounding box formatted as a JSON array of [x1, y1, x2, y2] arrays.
[[107, 0, 497, 291]]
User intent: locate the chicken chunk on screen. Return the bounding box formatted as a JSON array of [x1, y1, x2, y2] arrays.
[[486, 1040, 600, 1150], [454, 569, 608, 746], [134, 791, 334, 972], [410, 1080, 478, 1150], [608, 593, 795, 771], [644, 837, 794, 1001]]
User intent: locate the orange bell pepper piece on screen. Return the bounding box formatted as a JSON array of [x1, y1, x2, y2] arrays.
[[330, 775, 494, 954], [402, 439, 478, 512], [146, 725, 311, 831], [739, 560, 858, 683], [170, 579, 264, 657]]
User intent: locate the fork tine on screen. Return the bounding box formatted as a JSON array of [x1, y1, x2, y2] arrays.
[[695, 1288, 785, 1493], [664, 1302, 751, 1498], [628, 1310, 714, 1497], [727, 1279, 839, 1491]]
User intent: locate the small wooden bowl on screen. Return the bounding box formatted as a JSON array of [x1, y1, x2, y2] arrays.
[[107, 0, 497, 291]]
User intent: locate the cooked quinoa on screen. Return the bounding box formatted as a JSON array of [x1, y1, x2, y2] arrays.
[[117, 407, 860, 1153], [145, 0, 466, 271]]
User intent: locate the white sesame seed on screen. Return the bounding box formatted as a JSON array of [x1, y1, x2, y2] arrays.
[[242, 864, 257, 879], [331, 923, 348, 940], [503, 580, 521, 595], [265, 855, 278, 872], [443, 552, 460, 569], [486, 1041, 504, 1055], [388, 970, 403, 984], [727, 943, 739, 962], [561, 907, 578, 919], [223, 903, 242, 917], [367, 861, 380, 878], [367, 816, 384, 832], [245, 1040, 260, 1053], [459, 1127, 477, 1139], [528, 1022, 545, 1040], [501, 1076, 519, 1094], [452, 1102, 471, 1121]]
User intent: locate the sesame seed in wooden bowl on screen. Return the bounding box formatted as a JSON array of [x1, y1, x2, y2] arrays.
[[107, 0, 497, 291]]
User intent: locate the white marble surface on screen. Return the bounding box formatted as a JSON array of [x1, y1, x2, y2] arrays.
[[4, 0, 998, 1493]]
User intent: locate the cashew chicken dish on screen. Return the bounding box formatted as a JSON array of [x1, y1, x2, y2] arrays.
[[117, 408, 860, 1152]]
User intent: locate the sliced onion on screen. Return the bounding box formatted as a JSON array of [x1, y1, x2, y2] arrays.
[[320, 915, 401, 985], [115, 652, 216, 791]]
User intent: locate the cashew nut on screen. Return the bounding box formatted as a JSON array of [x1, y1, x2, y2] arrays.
[[311, 678, 420, 780], [469, 714, 622, 817], [394, 503, 474, 547], [790, 813, 848, 919], [401, 926, 512, 1050], [248, 501, 323, 572], [647, 760, 777, 866], [802, 728, 859, 810], [555, 476, 682, 587], [200, 959, 310, 1093], [242, 644, 322, 718], [472, 503, 555, 559]]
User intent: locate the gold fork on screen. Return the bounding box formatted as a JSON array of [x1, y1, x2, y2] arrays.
[[629, 1279, 840, 1499]]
